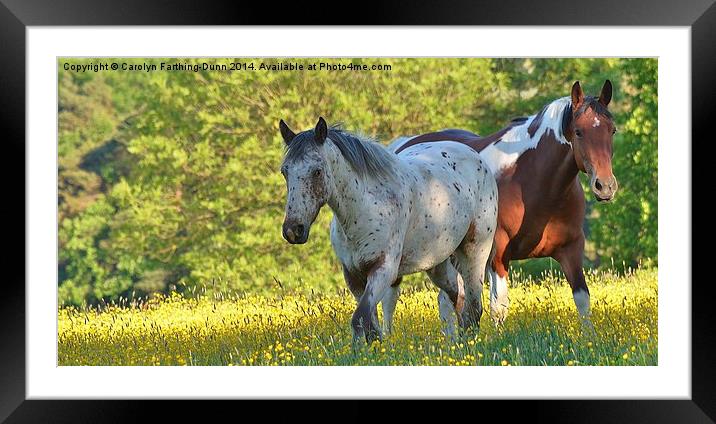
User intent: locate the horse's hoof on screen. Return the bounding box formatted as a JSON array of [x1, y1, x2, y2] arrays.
[[365, 329, 382, 345], [490, 304, 508, 325], [580, 318, 596, 336], [351, 325, 366, 344]]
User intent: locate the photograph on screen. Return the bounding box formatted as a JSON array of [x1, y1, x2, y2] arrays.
[[57, 57, 658, 367], [0, 0, 709, 414]]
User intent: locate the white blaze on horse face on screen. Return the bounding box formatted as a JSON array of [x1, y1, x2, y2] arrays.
[[478, 97, 572, 177], [592, 116, 601, 127]]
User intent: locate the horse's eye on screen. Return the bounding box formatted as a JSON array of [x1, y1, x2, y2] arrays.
[[575, 129, 583, 138], [280, 167, 287, 176], [312, 169, 322, 178], [612, 128, 617, 135]]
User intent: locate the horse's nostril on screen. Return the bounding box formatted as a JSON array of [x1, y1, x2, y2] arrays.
[[294, 225, 305, 237], [594, 180, 603, 191]]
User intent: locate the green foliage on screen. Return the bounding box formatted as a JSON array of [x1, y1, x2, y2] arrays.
[[58, 58, 658, 306], [587, 59, 658, 266], [58, 70, 114, 222]]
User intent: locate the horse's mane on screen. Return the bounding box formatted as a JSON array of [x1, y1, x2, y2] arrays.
[[507, 96, 612, 144], [574, 96, 613, 119], [284, 124, 397, 182]]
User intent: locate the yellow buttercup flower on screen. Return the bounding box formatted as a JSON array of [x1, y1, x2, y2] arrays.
[[57, 268, 657, 367]]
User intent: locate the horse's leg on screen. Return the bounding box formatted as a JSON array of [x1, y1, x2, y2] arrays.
[[489, 264, 510, 325], [342, 265, 369, 343], [352, 258, 399, 344], [553, 236, 592, 325], [454, 233, 493, 331], [342, 265, 365, 302], [381, 278, 401, 335], [426, 260, 464, 338], [436, 260, 468, 333], [489, 231, 510, 325]]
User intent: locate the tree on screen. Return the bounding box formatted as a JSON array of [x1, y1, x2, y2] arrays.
[[57, 58, 658, 305]]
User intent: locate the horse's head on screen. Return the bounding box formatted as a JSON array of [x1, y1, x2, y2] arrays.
[[567, 80, 618, 202], [279, 117, 331, 244]]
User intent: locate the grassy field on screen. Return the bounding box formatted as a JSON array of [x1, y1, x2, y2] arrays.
[[58, 267, 657, 366]]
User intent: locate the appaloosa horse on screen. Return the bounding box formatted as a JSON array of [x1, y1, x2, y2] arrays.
[[280, 117, 497, 342], [391, 80, 617, 325]]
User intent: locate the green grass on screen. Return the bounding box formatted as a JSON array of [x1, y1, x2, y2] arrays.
[[58, 267, 657, 366]]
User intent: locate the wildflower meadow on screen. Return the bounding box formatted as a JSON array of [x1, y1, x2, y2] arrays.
[[59, 268, 657, 366]]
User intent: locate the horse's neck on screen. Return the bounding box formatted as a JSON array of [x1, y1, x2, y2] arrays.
[[521, 137, 580, 194], [324, 143, 373, 233]]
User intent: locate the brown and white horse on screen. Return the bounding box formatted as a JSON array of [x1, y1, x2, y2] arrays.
[[390, 80, 617, 325]]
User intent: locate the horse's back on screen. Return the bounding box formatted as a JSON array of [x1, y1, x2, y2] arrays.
[[393, 129, 483, 154], [397, 140, 497, 274], [397, 139, 482, 167], [412, 129, 482, 144], [387, 136, 414, 153], [397, 140, 493, 197]]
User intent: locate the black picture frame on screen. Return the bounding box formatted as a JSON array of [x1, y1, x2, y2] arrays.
[[2, 0, 710, 421]]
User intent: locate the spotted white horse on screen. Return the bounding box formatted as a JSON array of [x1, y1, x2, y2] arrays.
[[280, 117, 498, 342]]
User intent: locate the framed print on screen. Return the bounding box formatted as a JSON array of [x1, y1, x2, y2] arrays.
[[2, 0, 712, 421]]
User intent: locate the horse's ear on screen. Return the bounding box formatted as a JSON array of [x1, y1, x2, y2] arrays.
[[599, 79, 613, 107], [279, 119, 296, 145], [571, 81, 585, 108], [315, 117, 328, 143]]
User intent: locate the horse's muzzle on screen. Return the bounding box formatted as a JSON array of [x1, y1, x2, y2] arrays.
[[283, 222, 308, 244], [591, 174, 618, 202]]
